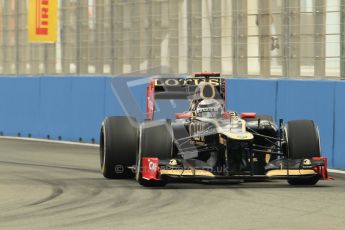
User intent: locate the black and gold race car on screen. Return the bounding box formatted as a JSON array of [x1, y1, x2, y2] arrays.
[[100, 72, 331, 186]]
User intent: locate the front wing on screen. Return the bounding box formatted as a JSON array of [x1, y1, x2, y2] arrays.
[[140, 157, 332, 183]]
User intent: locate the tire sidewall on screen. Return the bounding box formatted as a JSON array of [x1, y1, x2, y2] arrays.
[[100, 116, 138, 179]]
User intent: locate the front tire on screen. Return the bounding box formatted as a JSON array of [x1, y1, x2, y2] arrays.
[[286, 120, 321, 185], [100, 116, 138, 179]]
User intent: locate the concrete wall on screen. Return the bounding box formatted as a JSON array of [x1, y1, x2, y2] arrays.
[[0, 76, 344, 168]]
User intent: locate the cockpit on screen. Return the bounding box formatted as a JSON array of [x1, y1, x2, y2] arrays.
[[195, 99, 223, 118]]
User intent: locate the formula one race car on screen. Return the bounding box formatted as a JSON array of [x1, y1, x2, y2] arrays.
[[100, 72, 331, 186]]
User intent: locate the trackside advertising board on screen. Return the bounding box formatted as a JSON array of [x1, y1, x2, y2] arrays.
[[28, 0, 58, 43]]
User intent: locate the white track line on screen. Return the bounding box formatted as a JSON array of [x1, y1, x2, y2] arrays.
[[0, 136, 99, 147], [328, 169, 345, 175]]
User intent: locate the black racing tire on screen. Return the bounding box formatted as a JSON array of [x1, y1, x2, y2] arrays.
[[100, 116, 138, 179], [136, 120, 173, 187], [286, 120, 321, 186]]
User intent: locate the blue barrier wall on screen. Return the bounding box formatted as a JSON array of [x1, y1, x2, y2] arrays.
[[226, 78, 277, 117], [276, 81, 335, 164], [227, 79, 344, 168], [334, 82, 345, 168], [0, 76, 344, 168]]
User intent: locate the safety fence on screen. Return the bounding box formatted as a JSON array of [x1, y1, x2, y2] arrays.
[[0, 0, 345, 79]]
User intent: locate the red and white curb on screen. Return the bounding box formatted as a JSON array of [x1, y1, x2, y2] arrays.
[[328, 169, 345, 175]]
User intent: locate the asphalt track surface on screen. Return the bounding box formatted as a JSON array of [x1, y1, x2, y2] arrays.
[[1, 139, 345, 230]]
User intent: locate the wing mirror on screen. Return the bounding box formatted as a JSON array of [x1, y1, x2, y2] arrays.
[[240, 112, 256, 119], [222, 112, 231, 119], [176, 112, 192, 119]]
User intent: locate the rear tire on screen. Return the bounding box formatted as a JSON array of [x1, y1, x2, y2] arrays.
[[100, 116, 138, 179], [136, 120, 173, 187], [286, 120, 321, 185]]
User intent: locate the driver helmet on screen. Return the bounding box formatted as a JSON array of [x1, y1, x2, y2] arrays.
[[196, 99, 223, 118]]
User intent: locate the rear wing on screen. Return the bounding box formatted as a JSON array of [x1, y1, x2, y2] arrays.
[[146, 73, 226, 120]]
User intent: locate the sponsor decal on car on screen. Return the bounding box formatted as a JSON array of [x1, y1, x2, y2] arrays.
[[154, 78, 220, 87]]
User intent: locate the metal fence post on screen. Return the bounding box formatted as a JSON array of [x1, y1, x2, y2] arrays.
[[282, 0, 289, 77], [282, 0, 300, 77], [201, 0, 211, 71], [103, 0, 113, 74], [341, 0, 345, 79], [211, 0, 221, 73], [17, 0, 27, 74], [130, 1, 141, 73], [112, 1, 123, 74], [314, 0, 326, 78], [221, 0, 232, 74], [143, 0, 152, 73], [138, 1, 146, 73], [160, 0, 169, 73], [3, 0, 9, 74], [19, 0, 30, 74], [45, 42, 56, 74], [78, 0, 89, 74], [168, 0, 179, 74], [61, 0, 76, 74], [123, 1, 132, 73], [15, 0, 19, 75], [258, 0, 271, 76], [189, 0, 202, 73], [232, 0, 247, 76], [179, 0, 188, 73], [151, 0, 162, 72], [0, 2, 3, 74], [113, 1, 124, 74], [95, 0, 104, 74]]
